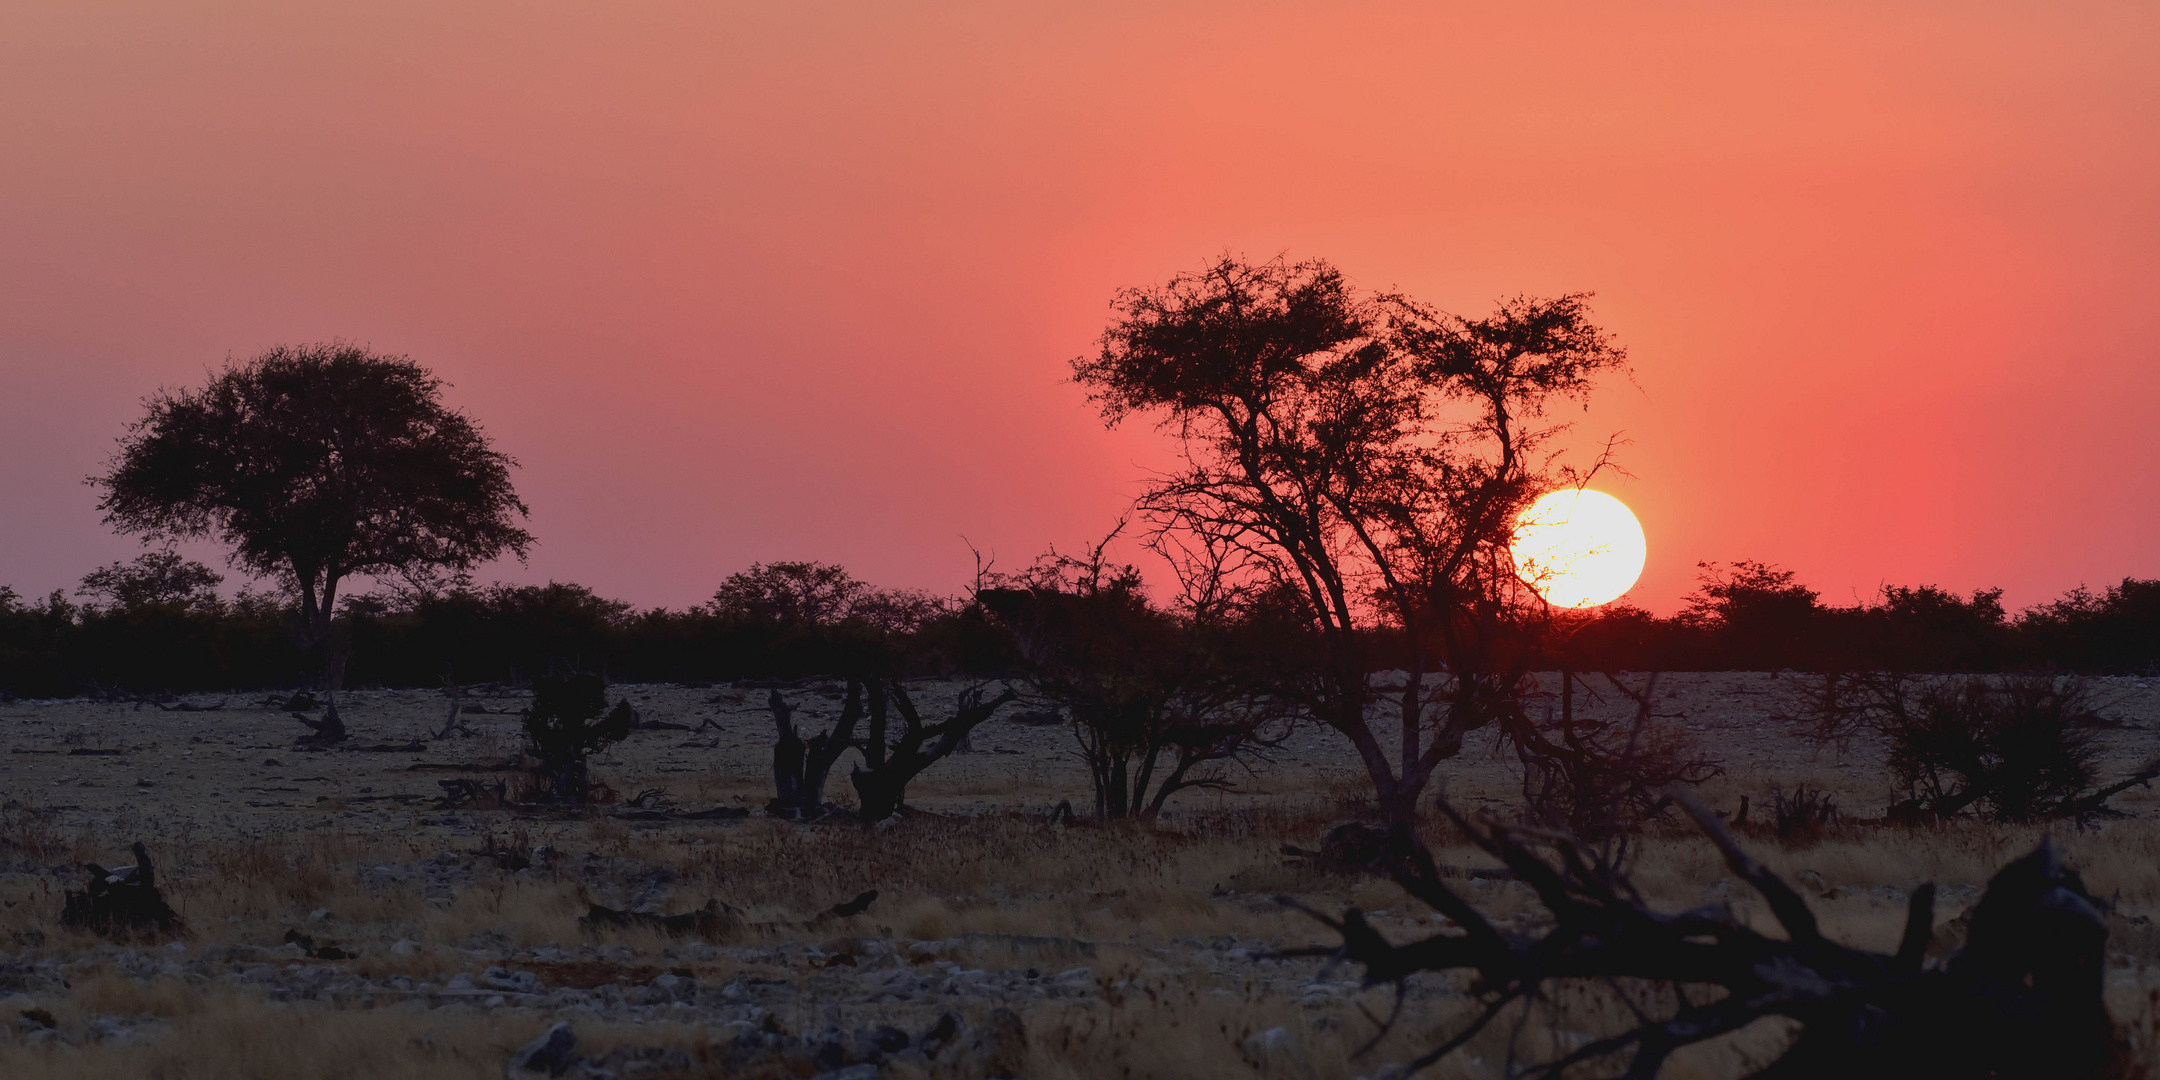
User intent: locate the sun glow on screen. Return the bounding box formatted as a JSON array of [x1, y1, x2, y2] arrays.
[[1512, 489, 1646, 608]]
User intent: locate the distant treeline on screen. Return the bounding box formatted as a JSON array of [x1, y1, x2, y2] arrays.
[[1, 555, 2155, 698], [1547, 562, 2160, 676], [0, 558, 1017, 698]]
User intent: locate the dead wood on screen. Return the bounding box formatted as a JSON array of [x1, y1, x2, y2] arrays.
[[292, 700, 346, 744], [1284, 791, 2125, 1078], [435, 665, 468, 739], [768, 689, 806, 812], [407, 760, 519, 772], [282, 929, 352, 959], [155, 698, 227, 712], [353, 740, 426, 753], [578, 899, 737, 939], [61, 841, 181, 938], [828, 889, 878, 918], [766, 682, 868, 820], [849, 679, 1018, 822], [733, 674, 842, 689], [610, 805, 752, 822], [437, 778, 508, 808]]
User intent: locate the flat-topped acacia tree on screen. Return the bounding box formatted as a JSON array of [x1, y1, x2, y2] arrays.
[[1073, 255, 1628, 834], [92, 343, 533, 652]]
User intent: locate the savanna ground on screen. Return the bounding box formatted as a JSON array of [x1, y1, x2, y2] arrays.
[[2, 673, 2157, 1079]]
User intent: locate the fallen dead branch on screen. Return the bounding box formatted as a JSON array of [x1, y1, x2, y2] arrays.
[[1284, 791, 2126, 1078], [436, 778, 508, 809], [578, 899, 737, 938], [608, 805, 752, 822], [282, 929, 352, 959]]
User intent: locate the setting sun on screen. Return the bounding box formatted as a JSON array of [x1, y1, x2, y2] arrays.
[[1512, 488, 1647, 608]]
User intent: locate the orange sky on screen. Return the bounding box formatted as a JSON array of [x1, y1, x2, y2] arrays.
[[3, 2, 2156, 613]]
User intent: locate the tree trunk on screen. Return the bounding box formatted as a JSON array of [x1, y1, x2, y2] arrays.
[[795, 680, 863, 816], [852, 682, 1017, 823], [769, 690, 804, 812], [863, 679, 887, 771], [1106, 756, 1130, 821]]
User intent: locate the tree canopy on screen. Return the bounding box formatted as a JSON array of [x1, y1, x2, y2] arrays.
[[1073, 254, 1629, 829], [92, 343, 532, 645], [708, 561, 946, 635], [76, 551, 224, 613]]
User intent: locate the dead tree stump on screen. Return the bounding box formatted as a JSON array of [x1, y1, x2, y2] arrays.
[[62, 841, 180, 937], [292, 699, 346, 744]]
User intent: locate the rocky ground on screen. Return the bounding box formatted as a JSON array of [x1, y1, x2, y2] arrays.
[[2, 673, 2157, 1078]]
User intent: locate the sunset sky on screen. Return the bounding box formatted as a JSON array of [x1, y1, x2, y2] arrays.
[[3, 2, 2155, 614]]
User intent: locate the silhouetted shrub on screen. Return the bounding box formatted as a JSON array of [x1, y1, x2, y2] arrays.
[[1514, 672, 1721, 838], [1769, 784, 1840, 842], [1793, 673, 2155, 822], [521, 668, 632, 803], [976, 543, 1292, 821]]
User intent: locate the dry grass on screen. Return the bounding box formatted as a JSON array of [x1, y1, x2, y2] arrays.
[[2, 675, 2158, 1078]]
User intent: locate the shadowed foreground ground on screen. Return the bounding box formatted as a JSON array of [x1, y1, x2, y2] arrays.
[[2, 674, 2157, 1078]]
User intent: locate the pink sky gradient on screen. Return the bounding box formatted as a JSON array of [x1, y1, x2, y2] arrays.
[[3, 2, 2156, 613]]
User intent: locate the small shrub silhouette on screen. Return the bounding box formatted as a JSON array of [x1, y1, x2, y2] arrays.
[[521, 668, 632, 803], [1796, 672, 2158, 822], [1770, 784, 1839, 843]]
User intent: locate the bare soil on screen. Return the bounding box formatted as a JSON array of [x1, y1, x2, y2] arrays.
[[2, 673, 2157, 1078]]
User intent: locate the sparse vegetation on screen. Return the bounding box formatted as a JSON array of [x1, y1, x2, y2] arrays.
[[1767, 784, 1840, 843], [977, 537, 1293, 822], [4, 267, 2149, 1080], [1512, 672, 1721, 839], [1792, 672, 2160, 822], [1294, 796, 2132, 1079], [0, 688, 2155, 1080], [519, 669, 633, 803]]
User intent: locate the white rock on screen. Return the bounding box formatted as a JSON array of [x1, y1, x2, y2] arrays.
[[504, 1021, 577, 1077]]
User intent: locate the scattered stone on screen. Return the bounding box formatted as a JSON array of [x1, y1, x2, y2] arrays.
[[505, 1021, 579, 1077], [1242, 1025, 1304, 1073], [939, 1006, 1028, 1078]]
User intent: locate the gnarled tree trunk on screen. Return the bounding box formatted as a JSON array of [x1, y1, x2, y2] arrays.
[[850, 680, 1016, 823]]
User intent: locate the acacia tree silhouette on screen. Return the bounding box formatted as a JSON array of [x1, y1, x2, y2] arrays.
[[92, 343, 532, 654], [1073, 255, 1628, 833]]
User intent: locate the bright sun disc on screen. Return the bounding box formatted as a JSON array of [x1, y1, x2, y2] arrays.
[[1512, 489, 1646, 608]]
